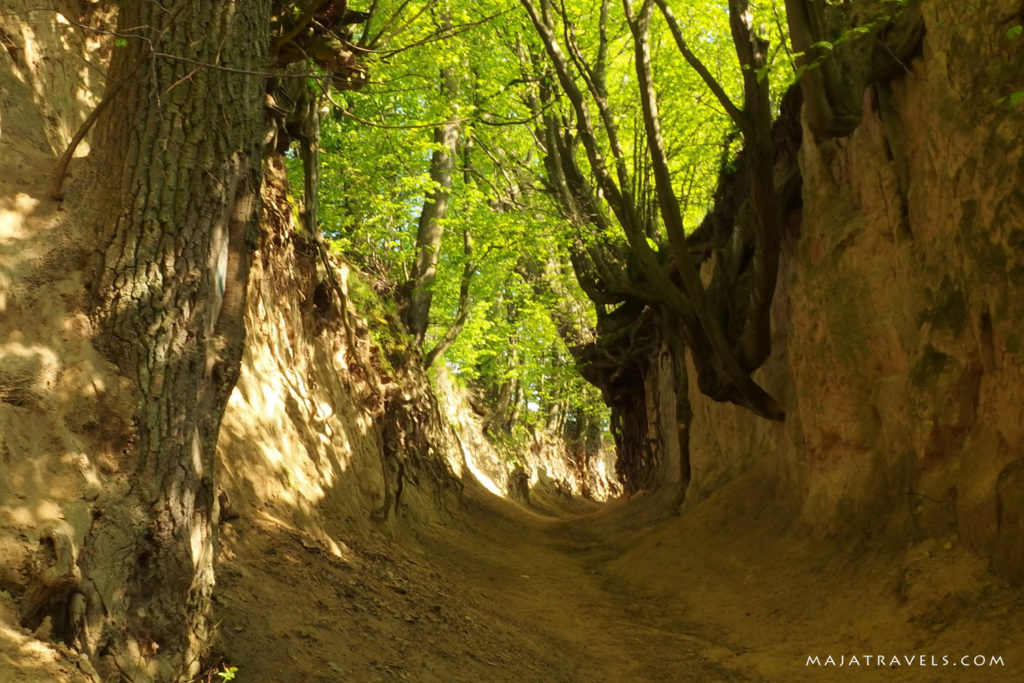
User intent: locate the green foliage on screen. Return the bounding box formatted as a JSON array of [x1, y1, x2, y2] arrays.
[[995, 23, 1024, 108], [198, 663, 237, 683], [307, 0, 610, 439], [304, 0, 803, 442], [996, 91, 1024, 108], [344, 267, 412, 372]]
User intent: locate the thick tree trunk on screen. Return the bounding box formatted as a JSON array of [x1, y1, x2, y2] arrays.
[[725, 0, 782, 371], [625, 0, 783, 420], [81, 1, 270, 679]]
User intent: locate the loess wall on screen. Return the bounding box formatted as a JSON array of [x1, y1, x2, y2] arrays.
[[0, 4, 134, 679], [216, 159, 469, 542], [437, 368, 620, 508], [684, 0, 1024, 582]]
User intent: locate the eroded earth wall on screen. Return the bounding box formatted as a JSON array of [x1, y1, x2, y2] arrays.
[[685, 0, 1024, 582]]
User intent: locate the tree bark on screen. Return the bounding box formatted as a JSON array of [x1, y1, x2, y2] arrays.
[[405, 64, 461, 345], [424, 226, 474, 367], [625, 0, 783, 420], [726, 0, 782, 371], [82, 1, 269, 679]]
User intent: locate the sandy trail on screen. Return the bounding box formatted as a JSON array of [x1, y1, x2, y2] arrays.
[[214, 479, 753, 682], [410, 493, 747, 682], [214, 467, 1024, 683]]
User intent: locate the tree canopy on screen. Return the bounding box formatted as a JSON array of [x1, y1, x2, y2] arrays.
[[274, 0, 924, 470], [296, 0, 800, 445]]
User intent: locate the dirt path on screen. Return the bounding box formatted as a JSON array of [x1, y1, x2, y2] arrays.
[[409, 493, 750, 682], [214, 467, 1024, 683], [213, 481, 755, 682]]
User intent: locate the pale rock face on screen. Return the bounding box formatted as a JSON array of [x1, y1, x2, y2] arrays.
[[683, 0, 1024, 582]]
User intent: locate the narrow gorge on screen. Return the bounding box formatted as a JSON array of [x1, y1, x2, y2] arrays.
[[1, 0, 1023, 681]]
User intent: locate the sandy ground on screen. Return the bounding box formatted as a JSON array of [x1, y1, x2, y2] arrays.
[[211, 465, 1024, 682], [3, 16, 1022, 680], [2, 129, 1020, 683]]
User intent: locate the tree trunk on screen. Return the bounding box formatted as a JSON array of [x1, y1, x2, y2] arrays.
[[405, 65, 460, 345], [726, 0, 782, 371], [424, 226, 474, 367], [81, 1, 269, 679]]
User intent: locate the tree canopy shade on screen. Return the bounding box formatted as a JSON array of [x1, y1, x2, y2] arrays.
[[51, 0, 927, 676], [313, 0, 923, 484]]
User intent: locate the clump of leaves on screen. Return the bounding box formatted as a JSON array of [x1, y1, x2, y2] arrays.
[[197, 660, 238, 682]]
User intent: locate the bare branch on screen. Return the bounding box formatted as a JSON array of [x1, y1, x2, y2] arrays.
[[627, 0, 783, 420], [557, 0, 632, 193], [519, 0, 635, 234], [654, 0, 747, 131]]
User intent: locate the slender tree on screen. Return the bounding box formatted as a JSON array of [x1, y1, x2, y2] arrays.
[[404, 61, 462, 344]]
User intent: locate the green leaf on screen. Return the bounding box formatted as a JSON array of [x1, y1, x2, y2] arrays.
[[1007, 25, 1023, 39]]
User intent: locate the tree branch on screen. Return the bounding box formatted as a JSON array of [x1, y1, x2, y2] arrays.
[[654, 0, 747, 131], [627, 0, 783, 420], [728, 0, 782, 370]]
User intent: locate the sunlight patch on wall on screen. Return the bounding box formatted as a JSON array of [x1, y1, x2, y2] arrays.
[[0, 342, 60, 406], [1, 506, 34, 527], [0, 193, 40, 244], [464, 457, 504, 497]]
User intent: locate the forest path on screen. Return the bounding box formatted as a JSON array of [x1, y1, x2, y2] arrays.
[[214, 482, 751, 682], [213, 470, 1023, 683], [407, 491, 749, 682]]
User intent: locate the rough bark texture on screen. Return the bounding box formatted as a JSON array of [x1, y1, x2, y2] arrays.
[[83, 1, 270, 678]]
